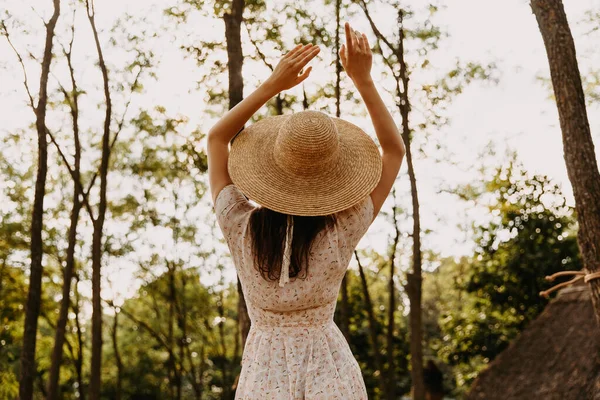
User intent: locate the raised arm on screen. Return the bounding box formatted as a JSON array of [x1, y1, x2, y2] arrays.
[[339, 22, 406, 219], [207, 43, 321, 203]]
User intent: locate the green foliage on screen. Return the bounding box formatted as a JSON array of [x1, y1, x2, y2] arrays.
[[467, 168, 580, 321], [426, 161, 581, 396], [0, 266, 26, 398], [0, 133, 33, 258], [336, 263, 412, 399], [0, 370, 19, 400], [102, 269, 239, 399]]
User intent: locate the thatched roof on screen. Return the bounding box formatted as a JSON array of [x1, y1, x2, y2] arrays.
[[467, 284, 600, 400]]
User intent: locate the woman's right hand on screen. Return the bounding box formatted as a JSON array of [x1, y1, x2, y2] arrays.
[[340, 22, 373, 86]]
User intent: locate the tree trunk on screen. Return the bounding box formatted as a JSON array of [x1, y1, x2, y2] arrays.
[[169, 264, 182, 400], [224, 0, 244, 112], [360, 3, 425, 395], [396, 10, 425, 400], [224, 0, 251, 350], [74, 275, 85, 400], [47, 35, 82, 400], [19, 1, 61, 399], [355, 251, 388, 395], [386, 189, 400, 400], [111, 309, 123, 400], [275, 94, 284, 115], [86, 1, 112, 397], [167, 265, 176, 399], [302, 87, 309, 110], [334, 0, 351, 344], [531, 0, 600, 325]]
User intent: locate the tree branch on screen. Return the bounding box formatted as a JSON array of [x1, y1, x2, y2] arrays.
[[1, 20, 36, 110], [358, 0, 397, 54], [46, 128, 96, 222], [84, 59, 145, 200], [111, 65, 143, 148], [108, 299, 189, 376], [245, 24, 274, 71]]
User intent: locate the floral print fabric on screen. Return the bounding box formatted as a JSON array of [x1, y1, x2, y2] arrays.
[[215, 184, 373, 399]]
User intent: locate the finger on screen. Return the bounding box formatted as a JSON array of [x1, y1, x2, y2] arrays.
[[339, 44, 347, 68], [289, 43, 314, 62], [297, 65, 312, 83], [294, 44, 319, 62], [357, 30, 367, 52], [345, 22, 354, 54], [352, 30, 362, 51], [295, 46, 320, 67], [362, 33, 371, 52], [284, 44, 303, 59], [351, 28, 359, 52], [287, 44, 308, 61], [354, 29, 364, 52]]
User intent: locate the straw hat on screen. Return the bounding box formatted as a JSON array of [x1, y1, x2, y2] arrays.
[[228, 110, 382, 216]]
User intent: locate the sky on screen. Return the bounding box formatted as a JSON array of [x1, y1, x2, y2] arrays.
[[1, 0, 599, 305]]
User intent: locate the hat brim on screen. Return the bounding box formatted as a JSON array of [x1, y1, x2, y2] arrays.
[[228, 115, 382, 216]]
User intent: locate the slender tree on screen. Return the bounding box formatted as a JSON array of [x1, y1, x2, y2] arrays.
[[1, 1, 62, 398], [46, 13, 83, 399], [333, 0, 352, 343], [359, 4, 425, 398], [395, 10, 425, 399], [386, 188, 401, 400], [223, 0, 251, 347], [531, 0, 600, 324], [110, 305, 123, 400], [85, 0, 113, 396], [355, 251, 388, 395], [224, 0, 245, 113], [73, 274, 86, 400], [29, 4, 150, 396], [169, 261, 185, 399]]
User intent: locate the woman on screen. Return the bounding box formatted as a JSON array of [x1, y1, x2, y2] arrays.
[[207, 21, 405, 399]]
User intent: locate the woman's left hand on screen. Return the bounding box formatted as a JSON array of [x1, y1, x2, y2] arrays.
[[264, 43, 320, 93]]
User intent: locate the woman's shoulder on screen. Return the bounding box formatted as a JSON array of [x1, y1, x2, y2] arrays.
[[334, 195, 374, 232], [336, 194, 373, 217], [214, 184, 254, 223]]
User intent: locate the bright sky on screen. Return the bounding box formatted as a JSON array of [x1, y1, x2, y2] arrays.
[[1, 0, 599, 306]]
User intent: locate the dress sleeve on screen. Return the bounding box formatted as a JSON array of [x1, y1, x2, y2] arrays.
[[334, 195, 374, 248], [214, 184, 255, 253]]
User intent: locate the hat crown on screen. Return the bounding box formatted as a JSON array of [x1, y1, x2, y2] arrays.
[[273, 111, 339, 176]]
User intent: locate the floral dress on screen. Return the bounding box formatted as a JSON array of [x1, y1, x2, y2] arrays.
[[215, 184, 373, 400]]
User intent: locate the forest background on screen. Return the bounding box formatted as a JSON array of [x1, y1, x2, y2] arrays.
[[1, 0, 599, 398]]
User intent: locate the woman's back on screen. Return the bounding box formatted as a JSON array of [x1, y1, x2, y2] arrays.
[[216, 184, 373, 399], [208, 21, 405, 399]]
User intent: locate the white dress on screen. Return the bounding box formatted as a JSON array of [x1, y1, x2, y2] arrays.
[[215, 184, 373, 399]]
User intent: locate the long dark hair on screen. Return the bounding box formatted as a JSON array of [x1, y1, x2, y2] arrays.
[[248, 207, 336, 282]]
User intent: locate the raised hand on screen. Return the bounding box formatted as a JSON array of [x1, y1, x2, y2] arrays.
[[265, 43, 321, 93], [340, 22, 373, 86]]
